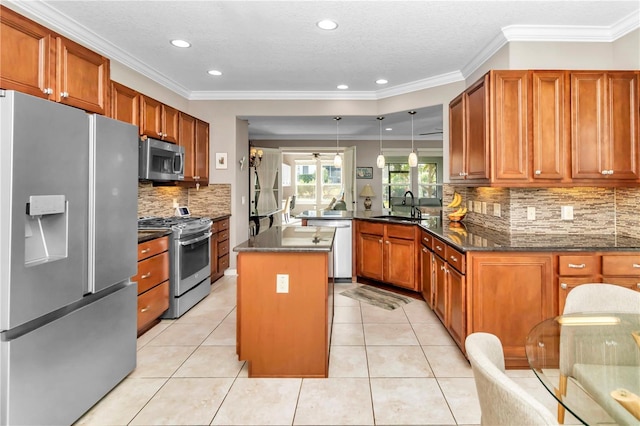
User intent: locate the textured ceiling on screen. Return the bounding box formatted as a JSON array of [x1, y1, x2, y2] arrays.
[[6, 0, 639, 141]]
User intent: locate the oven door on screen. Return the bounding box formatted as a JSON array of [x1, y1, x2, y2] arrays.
[[175, 231, 211, 295]]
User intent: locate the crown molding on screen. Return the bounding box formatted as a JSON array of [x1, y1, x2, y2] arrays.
[[461, 30, 509, 79], [374, 71, 466, 100]]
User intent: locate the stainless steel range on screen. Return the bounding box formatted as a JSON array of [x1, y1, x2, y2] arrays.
[[138, 216, 212, 318]]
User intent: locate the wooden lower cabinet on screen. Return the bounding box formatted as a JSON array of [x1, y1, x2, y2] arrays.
[[356, 220, 419, 290], [433, 255, 447, 323], [420, 242, 434, 308], [135, 236, 170, 335], [211, 217, 230, 283], [447, 267, 466, 348], [469, 253, 555, 368]]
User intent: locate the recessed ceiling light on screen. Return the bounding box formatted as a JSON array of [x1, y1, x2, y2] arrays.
[[170, 39, 191, 48], [207, 69, 223, 76], [376, 79, 388, 85], [337, 84, 349, 90], [385, 127, 393, 131], [317, 19, 338, 30]]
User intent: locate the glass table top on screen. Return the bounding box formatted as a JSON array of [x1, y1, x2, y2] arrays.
[[525, 313, 640, 425]]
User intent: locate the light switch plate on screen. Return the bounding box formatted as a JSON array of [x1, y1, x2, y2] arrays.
[[276, 274, 289, 293], [527, 206, 536, 220], [493, 203, 501, 217], [481, 201, 487, 214], [561, 206, 574, 220]]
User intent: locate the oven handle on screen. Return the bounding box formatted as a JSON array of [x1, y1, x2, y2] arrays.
[[179, 232, 212, 246]]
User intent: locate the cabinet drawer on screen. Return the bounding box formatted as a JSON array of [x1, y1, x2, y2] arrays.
[[558, 255, 599, 276], [445, 245, 465, 274], [358, 220, 383, 235], [386, 224, 415, 240], [432, 238, 447, 258], [217, 218, 229, 231], [218, 229, 229, 242], [218, 240, 230, 257], [602, 255, 640, 276], [134, 251, 169, 294], [137, 281, 169, 331], [211, 221, 220, 233], [420, 230, 433, 249], [138, 236, 169, 261], [218, 254, 229, 271], [601, 277, 640, 291]]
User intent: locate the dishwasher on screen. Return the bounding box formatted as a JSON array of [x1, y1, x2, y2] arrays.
[[307, 219, 352, 282]]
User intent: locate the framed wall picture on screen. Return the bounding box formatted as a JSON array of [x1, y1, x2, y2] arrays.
[[216, 152, 228, 169], [356, 167, 373, 179]]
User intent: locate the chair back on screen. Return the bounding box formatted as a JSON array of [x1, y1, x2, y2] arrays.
[[563, 283, 640, 314], [465, 332, 558, 426], [289, 195, 296, 210]]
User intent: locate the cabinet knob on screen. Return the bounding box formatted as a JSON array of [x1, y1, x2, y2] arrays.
[[440, 265, 446, 271], [567, 263, 586, 269], [560, 282, 568, 290], [422, 247, 428, 253], [535, 170, 541, 175], [60, 91, 69, 98], [636, 283, 640, 289], [435, 245, 442, 251], [450, 256, 458, 262], [43, 88, 53, 95], [157, 132, 163, 137], [163, 133, 168, 138], [378, 239, 383, 243], [141, 272, 152, 279], [385, 241, 390, 245]]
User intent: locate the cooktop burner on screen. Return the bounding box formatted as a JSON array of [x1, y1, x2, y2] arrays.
[[138, 216, 200, 227], [138, 216, 213, 236]]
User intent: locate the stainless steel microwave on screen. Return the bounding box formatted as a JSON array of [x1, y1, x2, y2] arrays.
[[139, 138, 184, 181]]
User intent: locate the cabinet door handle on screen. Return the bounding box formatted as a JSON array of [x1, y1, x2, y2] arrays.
[[423, 237, 429, 243], [422, 247, 428, 253], [140, 272, 152, 279], [140, 248, 151, 254], [163, 133, 168, 138], [601, 170, 614, 175], [385, 241, 390, 245], [633, 264, 640, 268], [450, 256, 458, 262], [378, 239, 383, 243], [637, 283, 640, 289], [140, 306, 151, 313], [60, 91, 69, 98], [435, 245, 442, 251], [567, 263, 586, 269], [43, 88, 53, 95], [535, 170, 541, 175], [560, 282, 568, 290]]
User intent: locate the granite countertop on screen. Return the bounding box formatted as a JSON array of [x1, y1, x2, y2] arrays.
[[316, 209, 640, 252], [209, 213, 231, 221], [138, 229, 172, 243], [234, 225, 335, 253]]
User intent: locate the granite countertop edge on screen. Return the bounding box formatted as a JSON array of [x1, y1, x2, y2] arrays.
[[297, 210, 640, 252], [234, 226, 335, 253]]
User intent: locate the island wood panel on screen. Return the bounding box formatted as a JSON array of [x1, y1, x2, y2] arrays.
[[237, 251, 329, 378], [469, 253, 554, 368]]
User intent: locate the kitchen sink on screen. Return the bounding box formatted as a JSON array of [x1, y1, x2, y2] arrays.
[[371, 215, 423, 222]]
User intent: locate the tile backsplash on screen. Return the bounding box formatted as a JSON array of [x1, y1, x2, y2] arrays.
[[138, 182, 231, 218], [443, 185, 640, 239]]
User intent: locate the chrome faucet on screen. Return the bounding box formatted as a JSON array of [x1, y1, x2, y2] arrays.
[[402, 190, 421, 219]]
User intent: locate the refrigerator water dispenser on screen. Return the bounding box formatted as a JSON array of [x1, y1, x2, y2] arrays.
[[24, 195, 68, 267]]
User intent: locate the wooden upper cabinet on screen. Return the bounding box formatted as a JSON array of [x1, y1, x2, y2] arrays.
[[449, 93, 466, 181], [0, 6, 54, 99], [139, 95, 163, 138], [464, 74, 491, 181], [162, 104, 179, 143], [531, 71, 569, 181], [110, 81, 139, 126], [1, 6, 109, 114], [492, 70, 529, 182], [139, 95, 179, 143], [179, 112, 197, 179], [571, 71, 639, 181], [56, 36, 109, 114], [195, 119, 210, 183]]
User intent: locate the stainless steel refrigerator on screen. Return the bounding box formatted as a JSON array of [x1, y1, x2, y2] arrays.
[[0, 90, 138, 425]]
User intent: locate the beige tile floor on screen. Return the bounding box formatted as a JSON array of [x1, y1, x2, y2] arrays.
[[76, 276, 580, 426]]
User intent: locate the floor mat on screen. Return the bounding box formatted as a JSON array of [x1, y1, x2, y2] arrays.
[[340, 285, 412, 310]]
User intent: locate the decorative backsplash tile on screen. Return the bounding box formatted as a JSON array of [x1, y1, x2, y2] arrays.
[[444, 184, 640, 239], [138, 182, 231, 218]]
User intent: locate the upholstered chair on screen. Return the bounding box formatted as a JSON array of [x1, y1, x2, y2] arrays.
[[465, 332, 558, 426]]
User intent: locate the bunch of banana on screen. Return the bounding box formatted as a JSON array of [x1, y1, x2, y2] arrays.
[[447, 233, 463, 245], [447, 192, 462, 208], [449, 207, 468, 217]]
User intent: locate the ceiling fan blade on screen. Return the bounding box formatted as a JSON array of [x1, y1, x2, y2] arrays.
[[420, 131, 443, 135]]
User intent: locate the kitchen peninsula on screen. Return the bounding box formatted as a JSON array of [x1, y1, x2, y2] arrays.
[[234, 226, 335, 378]]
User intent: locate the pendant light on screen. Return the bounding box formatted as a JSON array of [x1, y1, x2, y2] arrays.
[[333, 116, 342, 168], [408, 110, 418, 167], [376, 116, 385, 169]]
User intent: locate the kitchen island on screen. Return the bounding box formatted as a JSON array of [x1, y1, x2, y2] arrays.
[[234, 225, 335, 378]]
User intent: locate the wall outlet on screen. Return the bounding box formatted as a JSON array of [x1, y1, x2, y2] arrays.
[[468, 200, 474, 211], [481, 201, 487, 214], [527, 206, 536, 220], [493, 203, 501, 217], [561, 205, 574, 220], [276, 274, 289, 293], [472, 201, 481, 213], [172, 198, 179, 208]]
